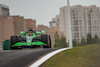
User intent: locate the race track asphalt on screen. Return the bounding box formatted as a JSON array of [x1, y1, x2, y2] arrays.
[[0, 48, 59, 67]]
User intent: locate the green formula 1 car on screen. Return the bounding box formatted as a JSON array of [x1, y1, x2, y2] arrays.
[[10, 29, 51, 49]]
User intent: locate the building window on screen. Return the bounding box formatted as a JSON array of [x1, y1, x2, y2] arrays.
[[57, 19, 59, 22], [56, 23, 59, 28], [80, 22, 82, 25], [88, 22, 91, 25], [50, 23, 52, 27], [79, 20, 81, 22], [63, 9, 65, 13], [71, 11, 73, 13]]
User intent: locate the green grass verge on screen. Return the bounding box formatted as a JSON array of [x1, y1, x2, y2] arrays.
[[41, 44, 100, 67]]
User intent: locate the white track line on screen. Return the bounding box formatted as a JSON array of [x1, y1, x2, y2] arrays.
[[29, 47, 72, 67]]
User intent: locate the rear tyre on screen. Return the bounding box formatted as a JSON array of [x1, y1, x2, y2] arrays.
[[49, 35, 51, 48], [41, 34, 51, 48], [41, 34, 48, 43], [41, 34, 48, 48]]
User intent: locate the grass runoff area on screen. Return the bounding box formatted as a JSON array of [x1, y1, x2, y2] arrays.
[[41, 44, 100, 67]]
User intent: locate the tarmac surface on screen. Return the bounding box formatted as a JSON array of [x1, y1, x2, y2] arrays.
[[0, 48, 59, 67]]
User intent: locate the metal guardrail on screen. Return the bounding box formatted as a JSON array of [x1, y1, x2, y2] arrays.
[[0, 42, 4, 50], [0, 42, 3, 45]]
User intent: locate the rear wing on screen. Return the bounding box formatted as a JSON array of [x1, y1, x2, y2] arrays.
[[21, 30, 44, 35], [36, 30, 44, 35]]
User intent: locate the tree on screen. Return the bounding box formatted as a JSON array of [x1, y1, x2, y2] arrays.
[[98, 38, 100, 44], [77, 43, 81, 46], [54, 31, 59, 47], [87, 33, 92, 44], [81, 37, 87, 46], [93, 34, 99, 44], [72, 39, 77, 47], [54, 32, 68, 48], [59, 34, 68, 47]]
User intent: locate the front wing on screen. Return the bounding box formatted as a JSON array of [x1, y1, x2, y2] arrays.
[[12, 41, 47, 47]]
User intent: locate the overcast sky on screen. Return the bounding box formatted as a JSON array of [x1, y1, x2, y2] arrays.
[[0, 0, 100, 27]]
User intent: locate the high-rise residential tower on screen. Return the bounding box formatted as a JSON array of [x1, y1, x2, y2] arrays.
[[50, 5, 100, 43], [0, 4, 10, 16]]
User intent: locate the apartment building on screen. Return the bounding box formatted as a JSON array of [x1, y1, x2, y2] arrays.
[[50, 15, 60, 28], [20, 17, 24, 31], [0, 20, 5, 42], [0, 18, 14, 42], [23, 20, 27, 31], [11, 16, 22, 35], [0, 4, 10, 16], [0, 15, 37, 42], [36, 25, 61, 46], [32, 20, 36, 30], [37, 25, 49, 31], [50, 5, 100, 43], [62, 5, 100, 43], [25, 19, 36, 31], [3, 19, 14, 39]]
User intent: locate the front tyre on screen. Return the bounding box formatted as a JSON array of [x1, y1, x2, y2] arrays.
[[10, 36, 18, 49]]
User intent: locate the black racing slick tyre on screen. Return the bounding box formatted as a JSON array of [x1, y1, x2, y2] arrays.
[[49, 35, 51, 48], [41, 34, 51, 48], [41, 34, 48, 43], [10, 36, 18, 49]]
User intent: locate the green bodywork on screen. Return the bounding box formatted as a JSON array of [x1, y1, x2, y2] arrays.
[[12, 30, 47, 47], [12, 41, 47, 47]]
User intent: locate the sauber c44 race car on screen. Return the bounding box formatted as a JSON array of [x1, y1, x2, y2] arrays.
[[10, 29, 51, 49]]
